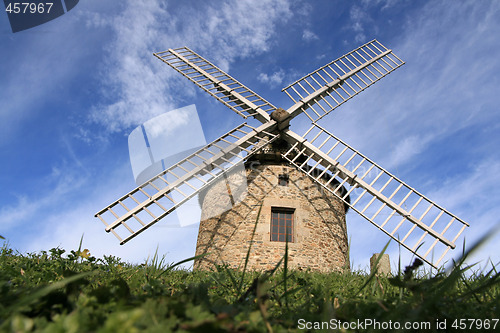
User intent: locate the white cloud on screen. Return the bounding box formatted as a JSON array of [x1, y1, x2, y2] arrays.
[[361, 0, 402, 11], [0, 166, 88, 232], [427, 160, 500, 216], [302, 29, 319, 41], [383, 134, 432, 170], [349, 5, 368, 43], [89, 1, 175, 133], [419, 159, 500, 268], [348, 0, 404, 43], [257, 69, 285, 88], [91, 0, 293, 133], [328, 1, 500, 168], [325, 0, 500, 270], [144, 107, 191, 139], [13, 163, 199, 266], [0, 154, 199, 266]]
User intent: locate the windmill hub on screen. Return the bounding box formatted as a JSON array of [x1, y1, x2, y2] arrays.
[[270, 107, 291, 131]]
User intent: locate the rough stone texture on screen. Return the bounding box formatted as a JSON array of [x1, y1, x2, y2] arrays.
[[370, 253, 391, 276], [194, 156, 350, 272]]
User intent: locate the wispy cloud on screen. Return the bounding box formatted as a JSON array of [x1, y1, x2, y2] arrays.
[[427, 159, 500, 219], [257, 69, 285, 88], [302, 29, 319, 42], [0, 165, 88, 232], [347, 0, 402, 44], [8, 161, 199, 266], [349, 5, 369, 43], [328, 0, 500, 167], [383, 134, 432, 169], [90, 0, 293, 133], [361, 0, 401, 11], [328, 0, 500, 269]]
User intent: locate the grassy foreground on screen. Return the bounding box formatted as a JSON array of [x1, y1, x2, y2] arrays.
[[0, 240, 499, 332]]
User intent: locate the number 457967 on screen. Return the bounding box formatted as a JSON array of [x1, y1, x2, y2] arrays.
[[452, 319, 498, 330], [5, 2, 53, 14]]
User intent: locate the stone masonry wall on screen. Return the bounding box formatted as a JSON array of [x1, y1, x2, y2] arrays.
[[194, 161, 349, 272]]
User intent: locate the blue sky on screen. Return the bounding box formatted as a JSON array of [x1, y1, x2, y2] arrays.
[[1, 0, 499, 271]]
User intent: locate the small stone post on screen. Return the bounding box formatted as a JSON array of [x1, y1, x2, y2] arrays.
[[370, 253, 391, 276]]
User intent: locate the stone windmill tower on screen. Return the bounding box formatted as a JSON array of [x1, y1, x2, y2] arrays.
[[95, 40, 469, 271], [194, 137, 351, 271]]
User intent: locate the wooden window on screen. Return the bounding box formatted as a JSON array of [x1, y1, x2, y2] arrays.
[[271, 207, 294, 242]]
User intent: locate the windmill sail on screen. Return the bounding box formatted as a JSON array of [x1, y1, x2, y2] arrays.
[[96, 122, 278, 245], [284, 40, 404, 122], [282, 124, 469, 268], [154, 47, 275, 123]]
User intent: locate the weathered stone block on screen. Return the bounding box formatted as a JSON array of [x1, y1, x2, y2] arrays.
[[370, 253, 391, 275]]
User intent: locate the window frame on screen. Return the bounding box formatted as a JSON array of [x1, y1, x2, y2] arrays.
[[270, 207, 295, 242]]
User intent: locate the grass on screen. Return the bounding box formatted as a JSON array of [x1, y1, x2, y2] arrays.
[[0, 235, 499, 332]]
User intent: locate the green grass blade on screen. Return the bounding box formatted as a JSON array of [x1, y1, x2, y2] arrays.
[[161, 253, 209, 275]]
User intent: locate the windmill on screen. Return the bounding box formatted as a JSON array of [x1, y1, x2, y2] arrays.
[[95, 40, 469, 270]]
